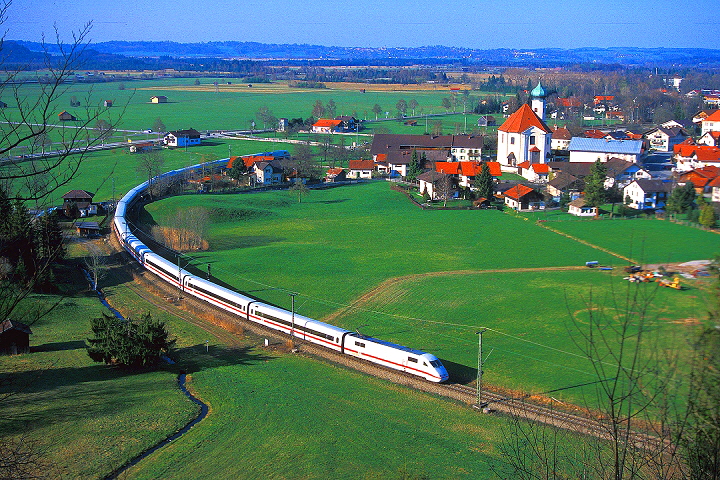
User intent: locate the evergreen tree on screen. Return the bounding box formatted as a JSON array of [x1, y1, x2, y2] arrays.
[[666, 182, 697, 214], [474, 162, 494, 201], [86, 312, 175, 369], [406, 150, 422, 182], [584, 160, 607, 208], [699, 203, 718, 228]]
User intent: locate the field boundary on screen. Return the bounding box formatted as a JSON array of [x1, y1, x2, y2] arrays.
[[534, 221, 637, 264]]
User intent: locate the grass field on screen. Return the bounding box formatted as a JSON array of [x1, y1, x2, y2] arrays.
[[0, 239, 588, 479], [141, 181, 716, 405]]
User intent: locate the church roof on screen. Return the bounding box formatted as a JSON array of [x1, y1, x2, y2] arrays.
[[531, 81, 546, 98], [498, 104, 551, 134]]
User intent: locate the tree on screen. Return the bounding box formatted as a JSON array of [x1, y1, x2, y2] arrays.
[[408, 99, 419, 116], [83, 243, 107, 290], [583, 159, 607, 209], [474, 162, 494, 201], [372, 103, 382, 120], [86, 312, 175, 369], [94, 119, 113, 144], [666, 182, 696, 215], [289, 177, 309, 203], [311, 100, 325, 118], [435, 173, 454, 207], [256, 106, 277, 129], [152, 117, 166, 133], [441, 97, 452, 112], [405, 149, 423, 182], [431, 120, 443, 136], [292, 143, 319, 180], [136, 150, 165, 200], [396, 99, 407, 117], [699, 203, 718, 228], [325, 99, 337, 118]]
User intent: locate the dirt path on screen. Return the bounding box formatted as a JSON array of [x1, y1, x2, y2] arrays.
[[536, 222, 638, 264], [322, 265, 588, 324]]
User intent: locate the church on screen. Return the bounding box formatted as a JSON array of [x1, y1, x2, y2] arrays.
[[497, 82, 552, 167]]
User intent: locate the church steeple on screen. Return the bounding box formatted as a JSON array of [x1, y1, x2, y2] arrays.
[[530, 81, 546, 121]]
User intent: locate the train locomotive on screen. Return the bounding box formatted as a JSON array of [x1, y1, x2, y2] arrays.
[[112, 159, 449, 383]]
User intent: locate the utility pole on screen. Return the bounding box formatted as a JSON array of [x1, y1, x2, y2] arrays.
[[289, 292, 297, 343], [476, 329, 487, 407]]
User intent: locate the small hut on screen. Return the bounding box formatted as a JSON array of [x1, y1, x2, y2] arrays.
[[0, 320, 32, 354]]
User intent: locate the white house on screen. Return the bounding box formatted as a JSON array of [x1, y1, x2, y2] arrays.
[[623, 179, 672, 210], [644, 126, 689, 152], [568, 137, 644, 163], [164, 129, 201, 148], [417, 170, 454, 200], [568, 198, 597, 217], [711, 176, 720, 202], [701, 110, 720, 136], [551, 126, 572, 150], [253, 160, 283, 185], [347, 159, 374, 179], [312, 118, 342, 134], [698, 131, 720, 147], [517, 161, 549, 183]]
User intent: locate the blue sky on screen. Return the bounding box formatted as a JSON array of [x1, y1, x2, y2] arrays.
[[4, 0, 714, 49]]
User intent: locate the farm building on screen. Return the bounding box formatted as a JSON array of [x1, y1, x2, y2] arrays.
[[0, 320, 32, 355], [103, 100, 113, 108], [57, 110, 76, 121], [62, 190, 96, 217], [164, 129, 201, 148], [477, 115, 496, 127], [75, 221, 100, 236], [370, 134, 483, 173], [150, 96, 168, 104], [312, 119, 342, 134], [325, 168, 347, 183]]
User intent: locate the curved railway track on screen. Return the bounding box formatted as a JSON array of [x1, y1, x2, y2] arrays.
[[104, 227, 669, 453]]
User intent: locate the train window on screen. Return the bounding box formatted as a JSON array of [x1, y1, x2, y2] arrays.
[[423, 362, 428, 366], [408, 357, 418, 363], [355, 341, 365, 348], [430, 360, 442, 367]]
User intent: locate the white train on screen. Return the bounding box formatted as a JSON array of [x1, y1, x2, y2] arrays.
[[113, 158, 449, 383]]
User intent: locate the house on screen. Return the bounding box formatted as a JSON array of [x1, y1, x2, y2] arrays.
[[335, 116, 360, 132], [701, 110, 720, 135], [164, 129, 201, 148], [698, 131, 720, 147], [57, 110, 76, 121], [673, 145, 720, 172], [503, 184, 544, 210], [606, 111, 625, 122], [370, 134, 484, 177], [623, 179, 672, 210], [568, 137, 645, 163], [62, 190, 96, 216], [644, 126, 690, 152], [0, 320, 32, 355], [312, 118, 342, 134], [348, 159, 375, 179], [417, 170, 454, 201], [325, 168, 347, 183], [404, 119, 418, 126], [253, 159, 284, 185], [75, 221, 100, 237], [497, 88, 552, 167], [547, 172, 584, 200], [568, 198, 598, 217], [584, 129, 607, 139], [603, 158, 651, 188], [551, 126, 572, 150], [693, 109, 717, 124], [678, 166, 720, 195], [710, 176, 720, 202], [435, 161, 500, 189], [477, 115, 496, 127], [150, 95, 168, 104], [516, 161, 549, 183], [103, 100, 113, 108], [129, 142, 155, 153]]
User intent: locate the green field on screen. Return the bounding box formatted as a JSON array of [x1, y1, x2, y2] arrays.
[[142, 181, 716, 405]]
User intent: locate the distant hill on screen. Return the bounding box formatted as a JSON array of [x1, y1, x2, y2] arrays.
[[9, 40, 720, 68]]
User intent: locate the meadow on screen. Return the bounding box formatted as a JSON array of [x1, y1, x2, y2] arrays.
[[142, 181, 716, 405], [0, 240, 584, 479]]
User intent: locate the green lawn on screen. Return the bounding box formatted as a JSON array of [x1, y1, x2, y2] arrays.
[[141, 181, 713, 406]]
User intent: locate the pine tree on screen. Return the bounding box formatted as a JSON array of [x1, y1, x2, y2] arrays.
[[406, 150, 422, 182], [667, 182, 696, 214], [584, 160, 607, 208], [699, 203, 718, 228], [474, 162, 494, 201], [87, 313, 175, 369]]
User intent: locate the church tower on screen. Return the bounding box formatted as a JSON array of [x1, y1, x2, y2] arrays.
[[530, 81, 546, 121]]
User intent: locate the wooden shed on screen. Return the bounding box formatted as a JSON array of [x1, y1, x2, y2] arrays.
[[0, 320, 32, 354], [75, 221, 100, 236]]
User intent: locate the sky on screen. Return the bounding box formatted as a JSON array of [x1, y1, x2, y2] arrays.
[[4, 0, 716, 50]]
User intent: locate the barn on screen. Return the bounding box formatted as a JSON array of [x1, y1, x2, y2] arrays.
[[0, 320, 32, 354]]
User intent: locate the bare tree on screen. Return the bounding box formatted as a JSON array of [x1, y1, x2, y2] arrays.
[[135, 150, 165, 199], [435, 173, 454, 207], [83, 243, 107, 290]]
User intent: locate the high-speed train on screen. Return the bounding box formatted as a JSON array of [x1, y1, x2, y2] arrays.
[[113, 158, 449, 382]]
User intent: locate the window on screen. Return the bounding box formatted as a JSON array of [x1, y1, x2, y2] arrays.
[[510, 137, 515, 145], [408, 357, 418, 363], [529, 135, 536, 145], [355, 341, 365, 348]]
